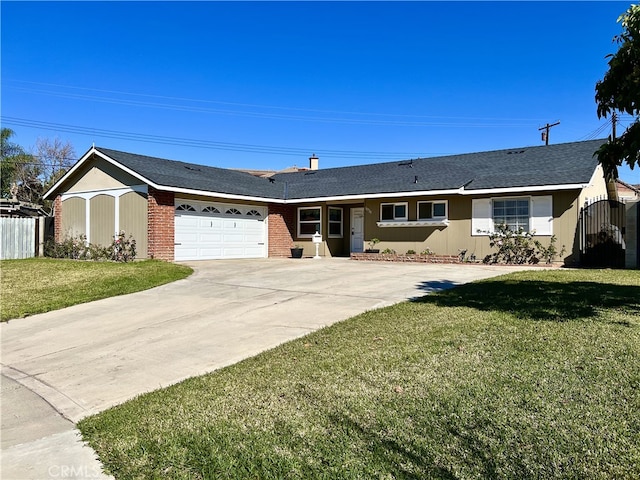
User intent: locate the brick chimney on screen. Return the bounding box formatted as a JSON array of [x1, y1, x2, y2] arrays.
[[309, 154, 319, 171]]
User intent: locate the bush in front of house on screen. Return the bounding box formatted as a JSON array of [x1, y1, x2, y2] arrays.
[[483, 224, 565, 265], [45, 231, 137, 262]]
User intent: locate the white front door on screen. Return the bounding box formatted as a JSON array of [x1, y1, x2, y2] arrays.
[[351, 207, 364, 253]]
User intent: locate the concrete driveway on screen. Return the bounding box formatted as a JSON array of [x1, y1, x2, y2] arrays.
[[1, 258, 529, 479]]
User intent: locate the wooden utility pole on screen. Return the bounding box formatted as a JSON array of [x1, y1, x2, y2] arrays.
[[539, 121, 560, 145], [611, 112, 617, 139]]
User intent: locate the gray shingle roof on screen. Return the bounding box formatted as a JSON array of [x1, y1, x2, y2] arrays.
[[96, 147, 282, 199], [273, 139, 605, 199], [94, 139, 605, 201]]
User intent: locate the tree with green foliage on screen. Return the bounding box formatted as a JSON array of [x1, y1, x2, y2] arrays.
[[1, 128, 30, 199], [0, 128, 75, 205], [595, 4, 640, 180]]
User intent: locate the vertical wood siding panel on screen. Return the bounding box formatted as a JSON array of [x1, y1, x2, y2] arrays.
[[119, 191, 148, 258], [90, 195, 115, 246], [61, 197, 86, 238]]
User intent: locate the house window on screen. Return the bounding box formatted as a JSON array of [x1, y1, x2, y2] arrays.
[[380, 202, 408, 221], [298, 206, 321, 237], [492, 198, 530, 232], [472, 196, 552, 236], [328, 207, 343, 238], [418, 201, 447, 220]]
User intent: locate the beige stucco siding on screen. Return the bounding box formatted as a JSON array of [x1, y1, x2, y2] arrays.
[[61, 197, 86, 238], [363, 196, 469, 256], [66, 155, 141, 193], [120, 191, 148, 258], [360, 192, 583, 263], [579, 165, 607, 206], [90, 195, 116, 246]]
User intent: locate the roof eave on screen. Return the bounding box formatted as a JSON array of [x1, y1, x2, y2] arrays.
[[167, 185, 287, 203], [282, 188, 465, 203], [461, 183, 590, 195]]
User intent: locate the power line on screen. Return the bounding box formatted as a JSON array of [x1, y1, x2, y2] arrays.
[[2, 116, 445, 159], [5, 78, 548, 125], [580, 119, 612, 141]]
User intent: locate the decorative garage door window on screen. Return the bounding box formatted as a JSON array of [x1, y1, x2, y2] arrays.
[[246, 209, 262, 217], [226, 208, 242, 215], [176, 204, 196, 212], [202, 206, 220, 214]]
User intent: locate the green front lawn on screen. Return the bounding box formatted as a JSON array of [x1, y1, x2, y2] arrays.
[[79, 269, 640, 479], [0, 258, 193, 322]]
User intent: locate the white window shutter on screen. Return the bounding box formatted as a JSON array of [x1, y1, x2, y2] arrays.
[[530, 195, 553, 235], [471, 198, 492, 236]]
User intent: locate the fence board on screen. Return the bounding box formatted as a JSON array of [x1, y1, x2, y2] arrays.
[[0, 217, 36, 260]]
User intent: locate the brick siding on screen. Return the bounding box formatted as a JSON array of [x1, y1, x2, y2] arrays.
[[268, 204, 295, 257], [148, 187, 175, 261], [53, 195, 63, 243]]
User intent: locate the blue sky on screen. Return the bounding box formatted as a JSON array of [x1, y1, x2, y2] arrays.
[[2, 1, 638, 183]]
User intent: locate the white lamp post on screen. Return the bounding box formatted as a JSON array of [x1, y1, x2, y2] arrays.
[[312, 231, 322, 259]]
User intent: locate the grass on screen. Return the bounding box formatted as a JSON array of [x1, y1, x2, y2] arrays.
[[0, 258, 193, 322], [78, 269, 640, 479]]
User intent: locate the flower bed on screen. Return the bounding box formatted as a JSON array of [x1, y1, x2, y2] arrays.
[[350, 253, 462, 264]]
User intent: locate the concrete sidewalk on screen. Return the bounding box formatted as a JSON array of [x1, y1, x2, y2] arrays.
[[1, 258, 530, 479]]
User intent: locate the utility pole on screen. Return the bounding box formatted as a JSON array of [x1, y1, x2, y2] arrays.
[[611, 112, 617, 139], [539, 121, 560, 145]]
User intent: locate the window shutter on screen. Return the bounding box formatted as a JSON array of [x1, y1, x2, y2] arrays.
[[471, 198, 492, 236], [531, 195, 553, 235]]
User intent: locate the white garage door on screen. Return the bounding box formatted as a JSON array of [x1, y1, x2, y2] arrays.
[[174, 201, 267, 261]]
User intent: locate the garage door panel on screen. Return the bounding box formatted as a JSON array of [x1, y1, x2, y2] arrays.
[[176, 247, 199, 258], [176, 216, 199, 227], [200, 232, 223, 243], [199, 247, 223, 257], [176, 232, 199, 244], [223, 232, 246, 242]]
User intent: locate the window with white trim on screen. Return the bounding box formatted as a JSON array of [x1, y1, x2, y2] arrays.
[[298, 206, 321, 237], [328, 207, 343, 238], [226, 208, 241, 215], [380, 202, 408, 221], [202, 206, 220, 214], [246, 209, 262, 217], [471, 196, 553, 236], [492, 198, 530, 232], [417, 201, 447, 220]]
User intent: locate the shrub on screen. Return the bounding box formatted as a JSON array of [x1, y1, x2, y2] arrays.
[[483, 224, 565, 265], [381, 248, 396, 254], [406, 249, 416, 255], [421, 248, 435, 255], [44, 234, 90, 260], [45, 231, 137, 262]]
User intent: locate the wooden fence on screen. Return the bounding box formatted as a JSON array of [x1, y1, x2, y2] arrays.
[[0, 217, 37, 260]]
